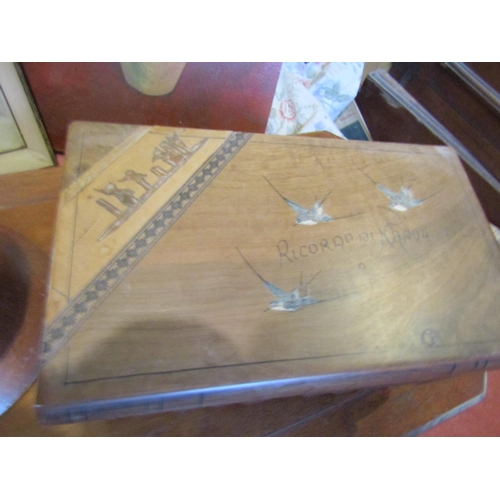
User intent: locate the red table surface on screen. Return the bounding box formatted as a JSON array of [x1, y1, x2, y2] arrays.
[[21, 62, 282, 152]]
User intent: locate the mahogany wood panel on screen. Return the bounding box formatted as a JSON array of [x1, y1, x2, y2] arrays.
[[356, 76, 500, 228], [391, 63, 500, 181], [465, 63, 500, 93], [20, 63, 282, 153]]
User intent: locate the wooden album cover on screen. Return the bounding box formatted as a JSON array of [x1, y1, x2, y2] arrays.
[[36, 122, 500, 423]]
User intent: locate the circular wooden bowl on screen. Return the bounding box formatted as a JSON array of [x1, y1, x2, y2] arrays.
[[0, 226, 49, 415]]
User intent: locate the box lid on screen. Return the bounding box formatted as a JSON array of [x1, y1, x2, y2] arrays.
[[36, 122, 500, 423]]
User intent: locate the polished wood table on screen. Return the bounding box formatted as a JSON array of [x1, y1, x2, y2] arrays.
[[21, 63, 282, 153]]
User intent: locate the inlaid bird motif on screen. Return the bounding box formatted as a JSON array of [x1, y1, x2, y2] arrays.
[[359, 169, 425, 211], [236, 248, 322, 312], [264, 176, 362, 225]]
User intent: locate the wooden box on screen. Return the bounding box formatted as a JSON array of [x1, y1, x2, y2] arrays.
[[36, 122, 500, 424]]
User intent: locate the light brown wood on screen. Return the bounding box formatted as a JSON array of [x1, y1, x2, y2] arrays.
[[0, 144, 488, 435], [36, 121, 500, 424]]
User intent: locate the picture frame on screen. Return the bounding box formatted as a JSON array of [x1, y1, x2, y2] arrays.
[[0, 62, 55, 175]]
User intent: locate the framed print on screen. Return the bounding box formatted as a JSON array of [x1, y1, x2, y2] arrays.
[[0, 63, 55, 175]]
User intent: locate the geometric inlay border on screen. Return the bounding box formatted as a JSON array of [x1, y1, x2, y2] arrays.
[[42, 132, 253, 362]]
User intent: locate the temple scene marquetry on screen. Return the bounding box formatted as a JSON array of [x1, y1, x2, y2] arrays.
[[95, 133, 207, 240]]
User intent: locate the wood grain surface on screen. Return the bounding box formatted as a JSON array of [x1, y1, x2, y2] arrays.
[[0, 167, 61, 416], [34, 122, 500, 424], [0, 150, 488, 436]]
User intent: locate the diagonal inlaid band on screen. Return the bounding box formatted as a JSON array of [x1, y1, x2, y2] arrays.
[[42, 132, 253, 363]]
